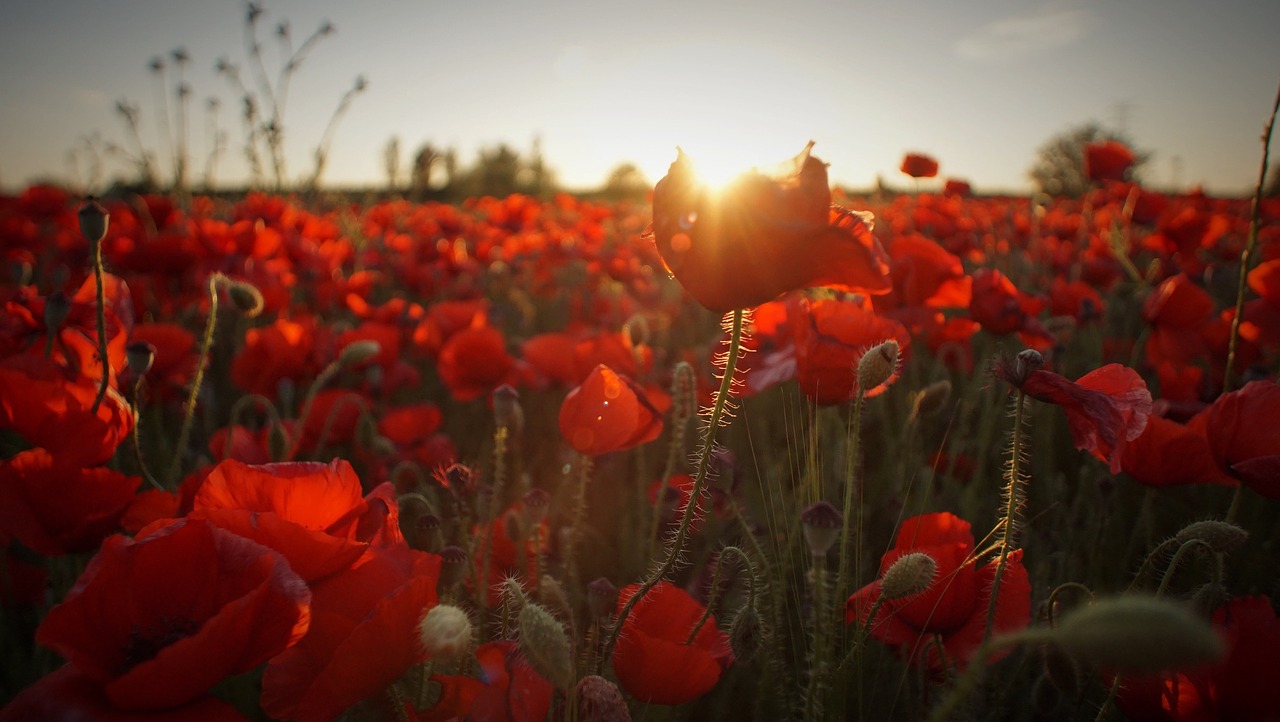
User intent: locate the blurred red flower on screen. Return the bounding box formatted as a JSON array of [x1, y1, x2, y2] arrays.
[[558, 364, 662, 455], [261, 544, 442, 722], [968, 269, 1052, 347], [230, 316, 319, 398], [127, 322, 196, 397], [191, 458, 402, 581], [651, 143, 891, 312], [1119, 415, 1235, 489], [416, 641, 553, 722], [845, 512, 1030, 671], [900, 153, 940, 179], [1084, 141, 1135, 182], [0, 448, 140, 555], [0, 354, 134, 468], [470, 499, 550, 607], [1116, 596, 1280, 722], [792, 297, 910, 405], [1188, 380, 1280, 498], [612, 580, 734, 705], [36, 519, 310, 711], [436, 320, 518, 402], [0, 665, 247, 722]]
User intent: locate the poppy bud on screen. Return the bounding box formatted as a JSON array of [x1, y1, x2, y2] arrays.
[[910, 380, 951, 420], [1173, 520, 1247, 555], [538, 575, 572, 621], [418, 604, 473, 662], [338, 339, 381, 367], [799, 501, 843, 557], [880, 552, 937, 600], [226, 280, 264, 318], [439, 546, 469, 589], [126, 341, 156, 377], [355, 413, 379, 451], [857, 340, 900, 396], [728, 604, 764, 664], [491, 384, 524, 434], [1189, 582, 1231, 618], [1047, 595, 1226, 674], [575, 675, 631, 722], [43, 291, 71, 329], [1039, 644, 1081, 696], [518, 600, 575, 688], [1014, 349, 1044, 385], [78, 197, 109, 245], [587, 577, 618, 620]]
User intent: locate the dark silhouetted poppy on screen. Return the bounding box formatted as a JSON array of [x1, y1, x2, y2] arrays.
[[436, 319, 518, 402], [0, 665, 248, 722], [0, 449, 140, 555], [470, 499, 550, 607], [127, 322, 196, 398], [230, 316, 319, 398], [36, 519, 310, 711], [612, 580, 733, 705], [192, 459, 402, 581], [943, 178, 972, 197], [651, 143, 892, 312], [1084, 141, 1135, 183], [845, 512, 1030, 671], [1116, 596, 1280, 722], [900, 153, 939, 179], [558, 364, 662, 456], [260, 544, 442, 722], [1188, 380, 1280, 498], [968, 269, 1052, 347]]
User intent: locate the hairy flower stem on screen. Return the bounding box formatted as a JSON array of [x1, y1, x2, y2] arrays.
[[563, 454, 593, 611], [805, 554, 832, 722], [686, 546, 754, 643], [985, 390, 1028, 644], [478, 425, 511, 612], [130, 378, 163, 491], [648, 363, 695, 562], [1224, 80, 1280, 392], [89, 239, 110, 414], [601, 308, 745, 665], [166, 274, 225, 486], [835, 393, 865, 627], [223, 393, 284, 459]]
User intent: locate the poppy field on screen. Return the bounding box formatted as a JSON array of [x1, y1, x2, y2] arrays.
[[1, 134, 1279, 722]]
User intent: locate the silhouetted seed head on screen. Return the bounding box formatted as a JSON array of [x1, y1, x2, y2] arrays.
[[78, 197, 108, 245], [226, 281, 264, 318], [1014, 348, 1044, 385], [728, 604, 764, 664], [415, 514, 440, 533], [126, 341, 156, 377], [587, 577, 618, 620], [575, 675, 631, 722], [491, 383, 524, 433], [911, 380, 952, 419], [1173, 520, 1247, 556], [438, 545, 468, 588], [522, 488, 551, 522], [799, 501, 843, 557], [43, 291, 71, 329]]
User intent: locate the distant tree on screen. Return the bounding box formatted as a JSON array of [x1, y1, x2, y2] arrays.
[[601, 162, 649, 199], [383, 136, 401, 193], [1028, 122, 1150, 197], [410, 142, 444, 198]]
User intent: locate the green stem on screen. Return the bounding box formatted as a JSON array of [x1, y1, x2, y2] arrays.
[[685, 546, 753, 644], [835, 393, 865, 621], [129, 378, 163, 491], [985, 390, 1027, 644], [805, 554, 830, 722], [1224, 80, 1280, 392], [89, 239, 110, 414], [563, 453, 593, 612], [601, 308, 745, 665], [286, 358, 345, 459], [166, 274, 223, 486]]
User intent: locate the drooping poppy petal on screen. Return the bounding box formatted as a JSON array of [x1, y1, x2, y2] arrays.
[[651, 143, 891, 312], [36, 519, 310, 711], [1188, 380, 1280, 498], [792, 297, 910, 405], [1016, 364, 1153, 473]]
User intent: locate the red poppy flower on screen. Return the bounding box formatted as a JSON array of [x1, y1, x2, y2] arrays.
[[0, 448, 140, 555], [943, 178, 972, 197], [416, 641, 553, 722], [651, 143, 892, 312], [1116, 596, 1280, 722], [1118, 415, 1235, 489], [845, 512, 1030, 671], [1142, 274, 1216, 368], [886, 234, 971, 310], [295, 388, 371, 455], [230, 316, 319, 398], [192, 458, 402, 581], [0, 665, 248, 722], [470, 499, 550, 607], [127, 322, 196, 397], [35, 518, 310, 711], [792, 297, 910, 405], [120, 489, 182, 535], [1188, 380, 1280, 498], [0, 354, 134, 468], [558, 364, 662, 456], [436, 320, 518, 402], [260, 544, 442, 722], [1000, 362, 1152, 474], [900, 152, 939, 179], [612, 580, 734, 705], [1084, 141, 1135, 183], [968, 269, 1052, 347]]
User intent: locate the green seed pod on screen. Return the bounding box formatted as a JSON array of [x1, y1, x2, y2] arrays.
[[78, 198, 109, 245], [1048, 596, 1226, 674], [1173, 520, 1248, 555], [728, 604, 764, 664], [856, 339, 899, 396], [880, 552, 937, 601], [338, 339, 381, 367], [518, 601, 575, 689]]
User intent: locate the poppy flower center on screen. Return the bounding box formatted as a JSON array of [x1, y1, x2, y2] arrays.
[[121, 616, 200, 672]]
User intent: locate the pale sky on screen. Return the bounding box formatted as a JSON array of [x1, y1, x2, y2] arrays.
[[2, 0, 1278, 195]]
